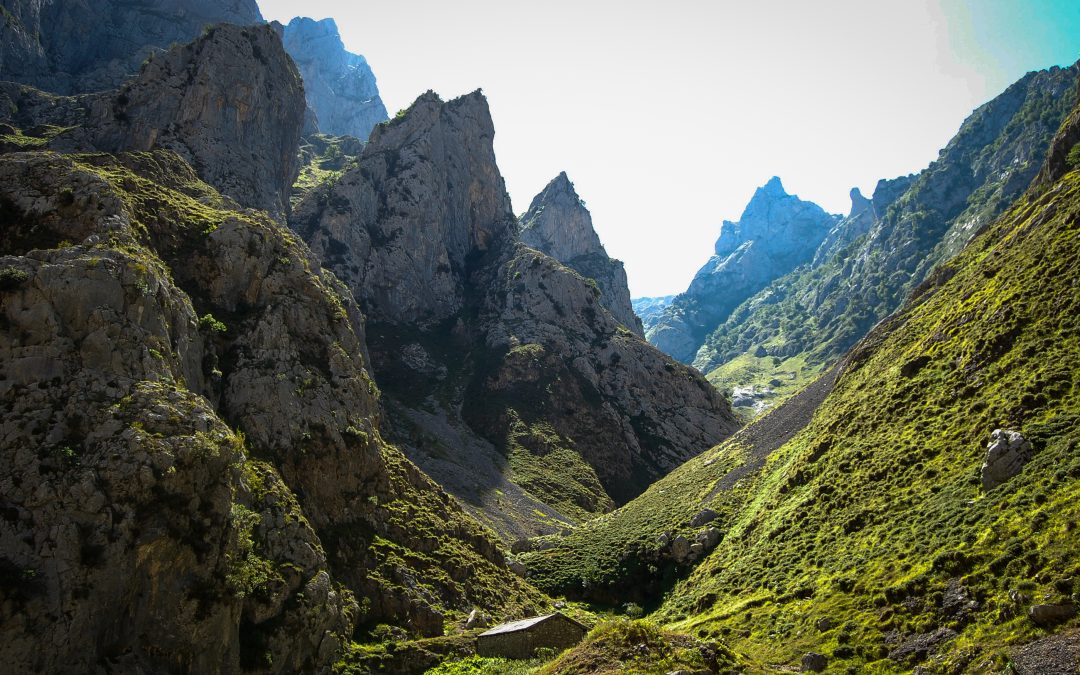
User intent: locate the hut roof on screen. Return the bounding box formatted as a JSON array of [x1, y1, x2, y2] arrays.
[[478, 612, 586, 637]]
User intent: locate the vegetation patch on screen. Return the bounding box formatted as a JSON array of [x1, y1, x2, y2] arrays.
[[537, 619, 742, 674]]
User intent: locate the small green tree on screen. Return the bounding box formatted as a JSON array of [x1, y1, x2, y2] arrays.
[[1066, 141, 1080, 170]]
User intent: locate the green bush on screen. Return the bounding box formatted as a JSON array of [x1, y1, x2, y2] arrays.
[[1066, 141, 1080, 170], [0, 267, 29, 291]]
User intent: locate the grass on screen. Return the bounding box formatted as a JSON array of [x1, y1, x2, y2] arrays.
[[706, 346, 821, 422], [425, 654, 549, 674], [291, 133, 363, 206], [668, 168, 1080, 669], [537, 620, 742, 674], [525, 157, 1080, 671]]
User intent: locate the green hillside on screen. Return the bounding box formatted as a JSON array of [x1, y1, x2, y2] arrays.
[[521, 109, 1080, 672]]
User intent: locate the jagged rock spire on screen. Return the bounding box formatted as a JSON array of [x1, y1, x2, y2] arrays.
[[520, 172, 644, 335]]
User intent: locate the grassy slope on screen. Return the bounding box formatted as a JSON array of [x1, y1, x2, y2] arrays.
[[524, 156, 1080, 672], [668, 166, 1080, 671], [705, 345, 819, 423]]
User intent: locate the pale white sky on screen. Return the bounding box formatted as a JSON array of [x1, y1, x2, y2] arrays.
[[258, 0, 1080, 296]]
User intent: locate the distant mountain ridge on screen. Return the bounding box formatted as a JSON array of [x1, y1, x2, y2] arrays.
[[693, 62, 1080, 386], [632, 295, 674, 332], [646, 176, 839, 363], [283, 17, 388, 140]]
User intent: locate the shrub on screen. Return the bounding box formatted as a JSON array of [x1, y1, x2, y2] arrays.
[[1066, 141, 1080, 170], [0, 267, 29, 291]]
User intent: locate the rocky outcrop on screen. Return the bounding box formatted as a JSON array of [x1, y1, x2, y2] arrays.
[[292, 90, 737, 533], [0, 148, 545, 671], [647, 176, 839, 363], [293, 90, 516, 325], [1, 23, 306, 218], [981, 429, 1033, 490], [520, 172, 643, 335], [473, 245, 736, 504], [283, 17, 388, 140], [0, 0, 263, 94], [694, 62, 1080, 379], [810, 178, 914, 268]]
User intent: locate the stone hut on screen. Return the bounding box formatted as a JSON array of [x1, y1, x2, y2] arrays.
[[476, 612, 588, 659]]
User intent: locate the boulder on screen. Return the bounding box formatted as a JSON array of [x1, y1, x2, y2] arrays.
[[696, 528, 722, 550], [507, 559, 528, 577], [690, 508, 719, 527], [982, 429, 1033, 491], [801, 652, 828, 672], [671, 535, 691, 563], [1029, 603, 1077, 627]]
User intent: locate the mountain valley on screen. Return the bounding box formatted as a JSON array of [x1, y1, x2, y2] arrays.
[[0, 2, 1078, 674]]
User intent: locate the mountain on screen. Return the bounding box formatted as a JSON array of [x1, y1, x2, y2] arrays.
[[520, 87, 1080, 673], [693, 63, 1080, 415], [646, 176, 840, 363], [283, 17, 388, 140], [0, 23, 545, 674], [519, 172, 643, 335], [291, 91, 737, 539], [0, 0, 263, 94], [0, 23, 306, 218], [632, 294, 674, 332]]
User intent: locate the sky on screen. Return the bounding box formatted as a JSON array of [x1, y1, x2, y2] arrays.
[[257, 0, 1080, 297]]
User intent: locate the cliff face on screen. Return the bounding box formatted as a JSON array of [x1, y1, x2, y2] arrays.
[[1, 23, 307, 218], [283, 17, 388, 140], [519, 172, 643, 335], [0, 0, 263, 94], [647, 176, 839, 363], [294, 90, 516, 326], [0, 26, 545, 674], [292, 91, 736, 539], [693, 62, 1080, 384]]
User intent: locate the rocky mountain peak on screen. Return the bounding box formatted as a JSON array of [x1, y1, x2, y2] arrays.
[[760, 174, 786, 196], [1, 22, 307, 218], [649, 177, 839, 363], [520, 172, 606, 260], [519, 172, 643, 335], [714, 176, 836, 258], [287, 16, 343, 42], [848, 186, 872, 218], [293, 88, 515, 325], [283, 15, 388, 139]]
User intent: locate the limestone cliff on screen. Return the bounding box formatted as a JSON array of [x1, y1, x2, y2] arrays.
[[283, 17, 388, 140], [0, 146, 544, 673], [1, 23, 307, 218], [0, 24, 546, 673], [647, 177, 839, 363], [0, 0, 263, 94], [292, 91, 737, 538], [519, 172, 643, 335]]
